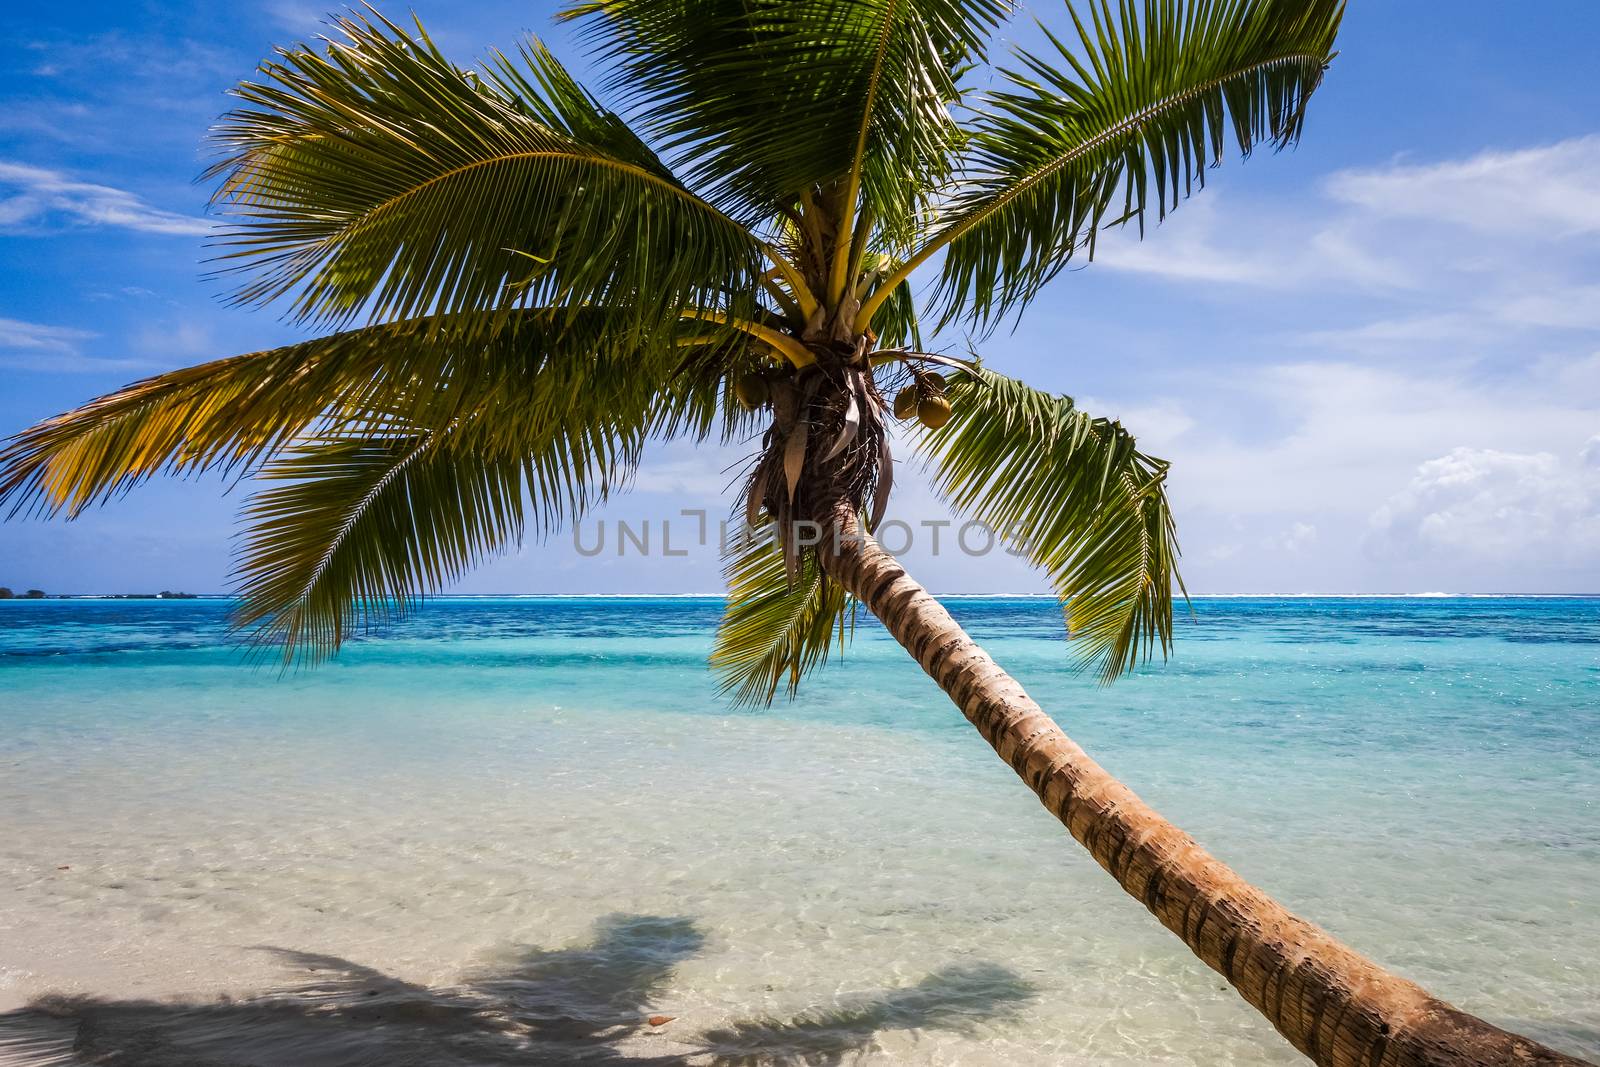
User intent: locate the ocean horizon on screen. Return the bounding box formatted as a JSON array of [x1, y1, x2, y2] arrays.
[[2, 595, 1596, 1063], [15, 591, 1600, 600]]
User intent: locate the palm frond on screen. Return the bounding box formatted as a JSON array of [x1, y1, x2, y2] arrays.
[[232, 425, 536, 664], [711, 523, 855, 706], [0, 322, 435, 520], [0, 310, 724, 521], [562, 0, 1010, 230], [860, 0, 1343, 331], [228, 314, 746, 664], [208, 11, 765, 330], [915, 368, 1181, 682], [860, 269, 923, 351]]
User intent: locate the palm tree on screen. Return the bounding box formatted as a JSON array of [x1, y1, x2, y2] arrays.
[[0, 3, 1586, 1064]]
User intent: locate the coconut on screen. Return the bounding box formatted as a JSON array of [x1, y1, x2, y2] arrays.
[[893, 386, 919, 420], [735, 373, 770, 410], [917, 395, 953, 429]]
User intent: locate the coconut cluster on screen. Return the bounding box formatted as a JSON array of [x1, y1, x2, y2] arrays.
[[893, 372, 952, 429], [739, 367, 953, 430]]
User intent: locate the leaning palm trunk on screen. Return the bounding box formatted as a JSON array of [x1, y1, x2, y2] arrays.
[[3, 5, 1589, 1064], [819, 504, 1587, 1067]]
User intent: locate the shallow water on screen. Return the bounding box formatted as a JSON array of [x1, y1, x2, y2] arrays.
[[1, 597, 1596, 1065]]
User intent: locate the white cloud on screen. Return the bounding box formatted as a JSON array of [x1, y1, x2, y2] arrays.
[[1494, 284, 1600, 331], [1265, 521, 1318, 554], [1294, 312, 1484, 352], [1202, 542, 1242, 563], [263, 1, 330, 33], [1091, 197, 1283, 286], [2, 32, 241, 153], [1128, 352, 1600, 591], [0, 316, 95, 355], [1070, 134, 1600, 582], [1326, 136, 1600, 238], [86, 286, 160, 302], [1165, 360, 1598, 516], [1075, 396, 1195, 452], [0, 316, 146, 372], [1085, 136, 1600, 358], [1367, 446, 1600, 562], [133, 320, 215, 360], [0, 161, 209, 236], [626, 437, 750, 498], [1302, 223, 1417, 290]]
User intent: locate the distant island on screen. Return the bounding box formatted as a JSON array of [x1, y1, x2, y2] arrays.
[[0, 589, 197, 600]]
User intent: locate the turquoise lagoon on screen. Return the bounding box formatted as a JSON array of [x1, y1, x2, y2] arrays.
[[0, 597, 1596, 1064]]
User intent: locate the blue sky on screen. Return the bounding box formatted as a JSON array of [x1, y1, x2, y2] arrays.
[[2, 1, 1598, 595]]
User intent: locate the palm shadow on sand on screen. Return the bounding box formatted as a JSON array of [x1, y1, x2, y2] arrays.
[[0, 914, 1036, 1066]]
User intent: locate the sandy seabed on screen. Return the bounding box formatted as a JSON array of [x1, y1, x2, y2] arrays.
[[3, 598, 1597, 1064]]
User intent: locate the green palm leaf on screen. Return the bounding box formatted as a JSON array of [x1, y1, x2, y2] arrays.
[[0, 319, 454, 520], [859, 269, 923, 350], [562, 0, 1010, 230], [915, 368, 1181, 682], [228, 318, 751, 663], [208, 11, 766, 330], [232, 425, 534, 663], [1, 309, 758, 665], [0, 310, 722, 521], [859, 0, 1343, 331], [712, 522, 856, 706]]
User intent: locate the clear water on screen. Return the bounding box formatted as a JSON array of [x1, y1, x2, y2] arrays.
[[0, 597, 1596, 1065]]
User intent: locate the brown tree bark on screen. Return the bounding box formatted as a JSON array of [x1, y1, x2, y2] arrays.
[[818, 505, 1591, 1067]]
